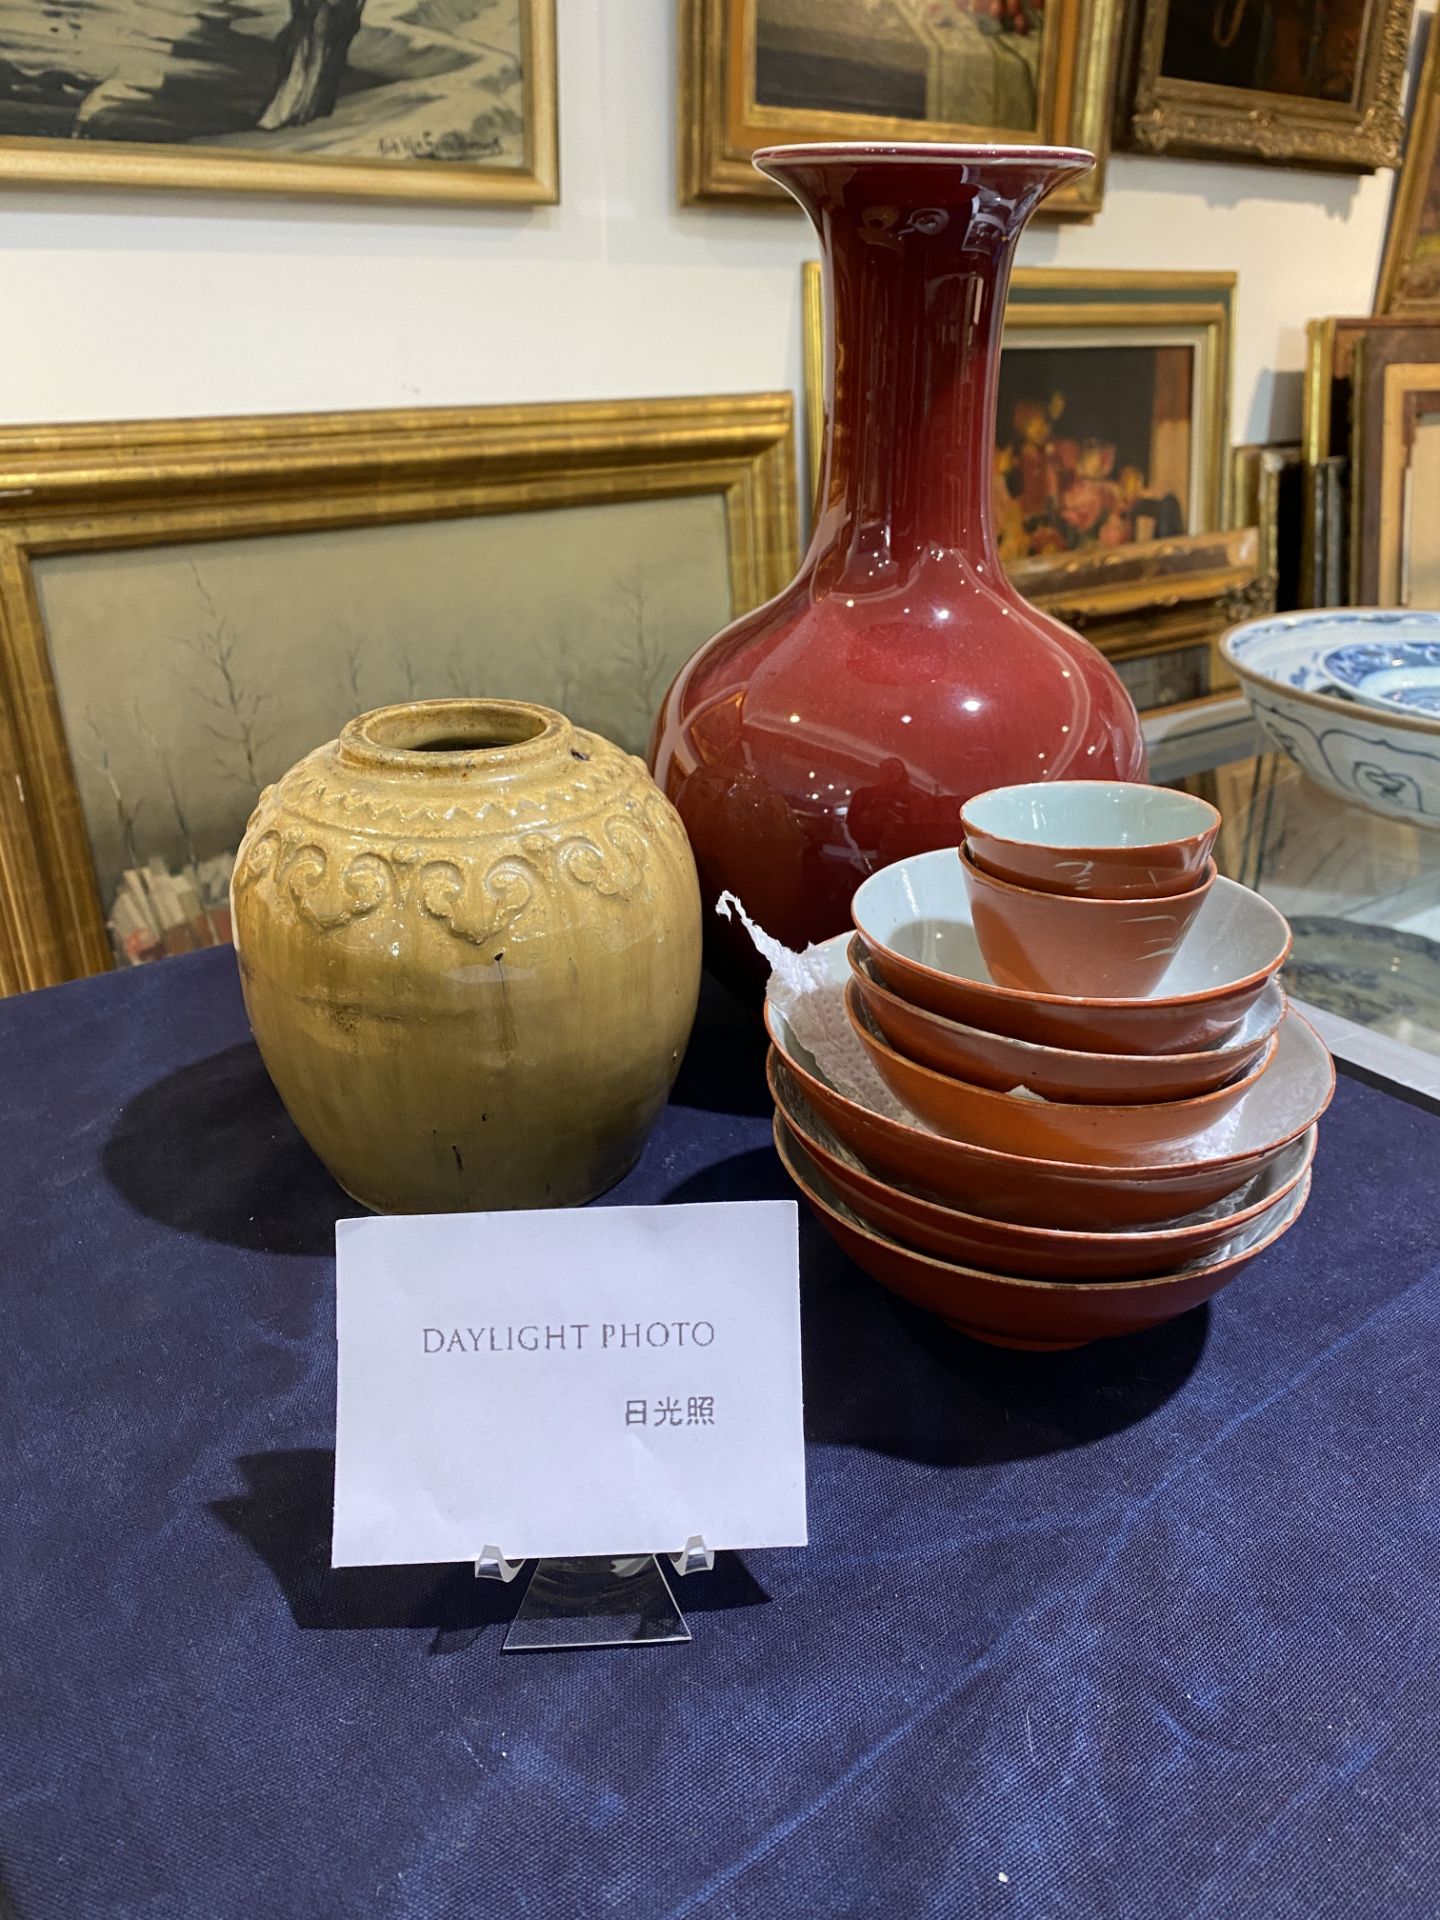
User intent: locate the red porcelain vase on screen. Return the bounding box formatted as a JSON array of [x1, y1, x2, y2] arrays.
[[649, 142, 1148, 986]]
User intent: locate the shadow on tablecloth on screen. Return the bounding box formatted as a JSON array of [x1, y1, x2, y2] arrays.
[[104, 1043, 343, 1258], [210, 1450, 771, 1654], [661, 1145, 1209, 1468]]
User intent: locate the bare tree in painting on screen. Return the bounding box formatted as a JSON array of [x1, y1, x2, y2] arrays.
[[390, 642, 423, 702], [83, 716, 146, 884], [549, 636, 581, 721], [442, 635, 475, 699], [337, 635, 367, 713], [180, 566, 272, 794], [136, 708, 221, 946], [609, 567, 675, 719]]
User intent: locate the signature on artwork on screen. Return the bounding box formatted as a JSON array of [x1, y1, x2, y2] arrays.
[[379, 131, 503, 161]]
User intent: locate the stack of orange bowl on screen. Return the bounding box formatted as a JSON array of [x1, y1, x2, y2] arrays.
[[765, 782, 1333, 1350]]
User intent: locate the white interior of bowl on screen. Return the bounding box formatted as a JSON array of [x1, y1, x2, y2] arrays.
[[853, 849, 1288, 1002], [767, 931, 1332, 1163], [773, 1053, 1315, 1239], [851, 987, 1278, 1120], [1225, 611, 1440, 708], [856, 947, 1285, 1064], [963, 781, 1215, 851], [782, 1118, 1312, 1280]]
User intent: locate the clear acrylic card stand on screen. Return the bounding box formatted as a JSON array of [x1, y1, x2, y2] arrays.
[[475, 1536, 715, 1652]]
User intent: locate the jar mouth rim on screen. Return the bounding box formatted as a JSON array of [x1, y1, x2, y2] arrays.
[[339, 698, 571, 771]]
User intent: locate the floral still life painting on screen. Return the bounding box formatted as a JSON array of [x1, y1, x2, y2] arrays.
[[994, 344, 1196, 563]]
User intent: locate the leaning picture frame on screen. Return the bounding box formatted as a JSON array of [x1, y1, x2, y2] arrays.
[[803, 263, 1234, 556], [1117, 0, 1412, 170], [0, 396, 798, 995], [1376, 14, 1440, 315], [1371, 362, 1440, 604], [0, 0, 559, 205], [680, 0, 1123, 216], [1347, 325, 1440, 598], [1231, 442, 1303, 611]]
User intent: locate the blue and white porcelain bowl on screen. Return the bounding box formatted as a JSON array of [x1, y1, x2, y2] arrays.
[[1222, 609, 1440, 830], [1319, 636, 1440, 716]]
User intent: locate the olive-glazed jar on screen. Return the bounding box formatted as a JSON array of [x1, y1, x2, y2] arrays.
[[232, 698, 702, 1213]]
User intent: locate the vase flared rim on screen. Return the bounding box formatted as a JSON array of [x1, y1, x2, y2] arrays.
[[754, 141, 1094, 169]]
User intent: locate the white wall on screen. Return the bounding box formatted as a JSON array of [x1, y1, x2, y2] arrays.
[[0, 0, 1432, 450]]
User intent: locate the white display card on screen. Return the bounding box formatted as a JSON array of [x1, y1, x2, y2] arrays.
[[331, 1200, 807, 1566]]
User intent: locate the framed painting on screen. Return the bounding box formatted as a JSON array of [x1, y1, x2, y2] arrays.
[[0, 395, 797, 995], [1302, 313, 1440, 599], [1299, 453, 1349, 606], [0, 0, 557, 203], [1376, 16, 1440, 314], [1117, 0, 1412, 169], [1382, 369, 1440, 603], [803, 265, 1234, 557], [680, 0, 1124, 217], [1231, 441, 1304, 609], [1347, 325, 1440, 597], [1008, 527, 1268, 717], [1305, 312, 1440, 462]]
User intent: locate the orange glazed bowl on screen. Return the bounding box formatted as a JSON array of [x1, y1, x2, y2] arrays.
[[958, 848, 1216, 998], [771, 1053, 1318, 1281], [845, 981, 1280, 1167], [960, 780, 1220, 898], [763, 933, 1333, 1231], [848, 937, 1285, 1104], [852, 848, 1292, 1055], [775, 1119, 1312, 1350]]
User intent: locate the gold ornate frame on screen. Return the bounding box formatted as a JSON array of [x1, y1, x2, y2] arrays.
[[1345, 323, 1440, 597], [680, 0, 1123, 216], [0, 395, 798, 995], [1117, 0, 1412, 170], [802, 263, 1233, 531], [1375, 363, 1440, 601], [0, 0, 558, 204], [1376, 14, 1440, 314], [1008, 527, 1266, 716]]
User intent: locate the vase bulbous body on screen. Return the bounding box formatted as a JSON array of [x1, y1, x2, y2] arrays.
[[232, 699, 702, 1214], [649, 143, 1148, 984]]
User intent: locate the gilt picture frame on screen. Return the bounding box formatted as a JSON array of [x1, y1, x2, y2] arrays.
[[1375, 364, 1440, 603], [1008, 526, 1268, 716], [0, 0, 558, 204], [1347, 324, 1440, 598], [1376, 15, 1440, 315], [1231, 441, 1304, 610], [680, 0, 1124, 217], [1117, 0, 1413, 170], [0, 395, 798, 996], [803, 264, 1234, 558]]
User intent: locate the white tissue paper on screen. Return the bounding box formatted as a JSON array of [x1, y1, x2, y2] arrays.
[[715, 891, 915, 1120]]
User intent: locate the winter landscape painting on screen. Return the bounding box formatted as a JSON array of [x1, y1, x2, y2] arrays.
[[34, 494, 732, 966], [0, 0, 556, 200]]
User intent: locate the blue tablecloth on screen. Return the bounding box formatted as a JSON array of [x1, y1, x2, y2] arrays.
[[1, 948, 1438, 1919]]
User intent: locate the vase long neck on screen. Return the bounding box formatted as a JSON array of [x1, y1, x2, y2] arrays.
[[759, 147, 1093, 592], [822, 213, 1014, 580]]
